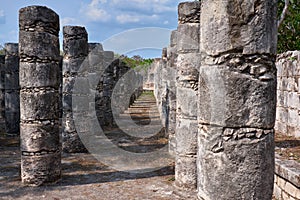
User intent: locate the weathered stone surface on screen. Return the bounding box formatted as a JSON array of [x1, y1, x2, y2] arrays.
[[62, 26, 88, 153], [5, 111, 20, 135], [4, 43, 20, 136], [19, 31, 60, 61], [198, 125, 275, 199], [175, 156, 197, 189], [178, 1, 200, 24], [5, 92, 20, 113], [19, 6, 59, 35], [20, 123, 60, 152], [275, 51, 300, 138], [175, 119, 197, 155], [175, 1, 200, 190], [21, 152, 61, 186], [177, 24, 199, 53], [19, 62, 59, 88], [200, 0, 278, 55], [0, 55, 5, 131], [198, 1, 277, 199], [199, 64, 276, 128], [20, 90, 59, 120], [19, 5, 61, 186], [88, 43, 103, 52], [63, 26, 88, 59]]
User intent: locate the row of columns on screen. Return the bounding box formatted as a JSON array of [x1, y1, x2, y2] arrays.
[[153, 0, 278, 199], [15, 5, 143, 186]]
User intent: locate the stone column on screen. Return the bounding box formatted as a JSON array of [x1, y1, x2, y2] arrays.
[[167, 30, 178, 156], [175, 2, 200, 189], [88, 43, 103, 53], [198, 0, 278, 199], [95, 52, 115, 129], [160, 47, 168, 131], [62, 26, 88, 153], [19, 6, 61, 186], [0, 55, 6, 133], [4, 43, 20, 137]]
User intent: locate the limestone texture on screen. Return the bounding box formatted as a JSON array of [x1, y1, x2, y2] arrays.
[[19, 6, 61, 186], [175, 1, 200, 190], [197, 0, 277, 199], [4, 43, 20, 137]]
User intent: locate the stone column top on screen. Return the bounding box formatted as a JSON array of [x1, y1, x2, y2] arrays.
[[4, 43, 18, 55], [19, 6, 59, 35], [178, 1, 200, 24], [88, 43, 104, 52], [63, 26, 88, 38]]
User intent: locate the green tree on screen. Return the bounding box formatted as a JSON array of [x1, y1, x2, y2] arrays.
[[277, 0, 300, 53], [0, 44, 5, 55]]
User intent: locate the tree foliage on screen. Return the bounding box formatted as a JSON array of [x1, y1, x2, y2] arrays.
[[277, 0, 300, 53], [0, 44, 5, 55], [120, 55, 154, 70]]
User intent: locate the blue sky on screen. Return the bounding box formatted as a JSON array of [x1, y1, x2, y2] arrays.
[[0, 0, 183, 58]]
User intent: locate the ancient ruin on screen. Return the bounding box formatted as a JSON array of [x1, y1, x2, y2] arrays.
[[19, 6, 61, 186], [62, 26, 89, 153], [197, 0, 278, 199], [175, 1, 200, 189], [4, 43, 20, 137], [2, 1, 299, 199]]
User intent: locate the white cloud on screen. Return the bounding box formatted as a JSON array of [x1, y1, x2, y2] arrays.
[[81, 0, 111, 22], [110, 0, 176, 13], [61, 17, 76, 26], [116, 14, 140, 24], [116, 14, 159, 24]]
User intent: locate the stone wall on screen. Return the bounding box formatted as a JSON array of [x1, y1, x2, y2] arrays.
[[275, 51, 300, 138], [274, 156, 300, 200]]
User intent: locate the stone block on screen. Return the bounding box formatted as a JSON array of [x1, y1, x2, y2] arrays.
[[288, 109, 299, 127], [178, 1, 200, 24], [175, 155, 197, 189], [176, 87, 197, 118], [273, 181, 282, 200], [288, 92, 300, 109], [285, 181, 299, 199], [200, 0, 278, 55], [198, 125, 274, 200], [88, 43, 103, 52], [19, 31, 60, 60], [175, 118, 197, 155], [5, 111, 20, 134], [275, 157, 300, 188], [20, 123, 59, 152], [62, 58, 85, 75], [5, 56, 19, 73], [5, 91, 20, 112], [19, 6, 59, 34], [20, 62, 59, 88], [199, 65, 276, 128], [177, 24, 199, 53], [170, 30, 178, 47], [20, 90, 59, 120], [21, 152, 61, 186], [4, 72, 19, 90]]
